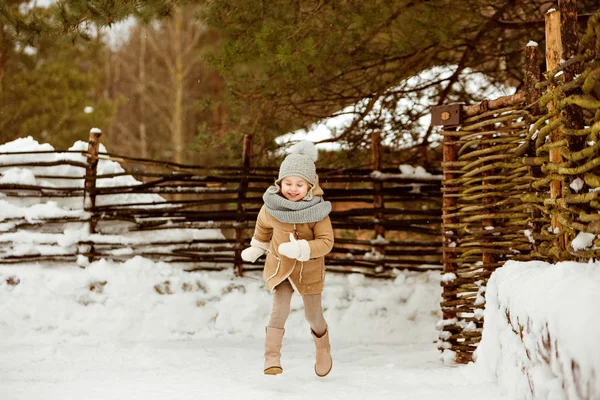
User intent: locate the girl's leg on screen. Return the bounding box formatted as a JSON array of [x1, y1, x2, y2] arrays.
[[302, 293, 327, 337], [303, 293, 332, 377], [264, 280, 294, 375], [268, 279, 294, 328]]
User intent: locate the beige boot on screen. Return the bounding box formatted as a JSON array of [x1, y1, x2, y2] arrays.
[[264, 327, 284, 375], [311, 328, 332, 377]]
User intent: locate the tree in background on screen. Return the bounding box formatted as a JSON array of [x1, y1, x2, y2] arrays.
[[199, 0, 599, 153], [0, 2, 114, 148], [2, 0, 599, 167], [107, 6, 228, 164]]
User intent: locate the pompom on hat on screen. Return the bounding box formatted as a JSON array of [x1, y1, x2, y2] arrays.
[[277, 141, 319, 186]]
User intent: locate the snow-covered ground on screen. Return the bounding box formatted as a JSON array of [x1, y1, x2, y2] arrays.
[[0, 259, 505, 400], [0, 341, 499, 400]]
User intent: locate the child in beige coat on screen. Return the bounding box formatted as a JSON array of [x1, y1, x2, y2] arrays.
[[242, 141, 334, 377]]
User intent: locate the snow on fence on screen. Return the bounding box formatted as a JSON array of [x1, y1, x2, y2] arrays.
[[434, 7, 600, 365], [0, 132, 442, 278]]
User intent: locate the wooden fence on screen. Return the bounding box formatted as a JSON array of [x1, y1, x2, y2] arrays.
[[0, 132, 443, 277], [435, 6, 600, 363]]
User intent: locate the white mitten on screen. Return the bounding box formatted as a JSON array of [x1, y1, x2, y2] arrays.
[[278, 233, 311, 261], [241, 246, 265, 263], [241, 238, 270, 263]]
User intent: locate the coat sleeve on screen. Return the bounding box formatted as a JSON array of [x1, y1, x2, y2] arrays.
[[307, 216, 334, 258], [252, 206, 273, 243]]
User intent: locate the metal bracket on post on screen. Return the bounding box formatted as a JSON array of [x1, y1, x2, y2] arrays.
[[431, 104, 462, 128]]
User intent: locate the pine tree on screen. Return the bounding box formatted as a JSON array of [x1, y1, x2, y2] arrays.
[[198, 0, 599, 149], [0, 4, 114, 148]]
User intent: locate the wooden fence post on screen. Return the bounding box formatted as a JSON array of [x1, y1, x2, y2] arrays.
[[524, 43, 541, 116], [441, 128, 462, 359], [559, 0, 584, 141], [559, 1, 585, 150], [559, 0, 582, 93], [80, 128, 102, 265], [371, 132, 386, 273], [441, 130, 458, 283], [545, 9, 565, 254], [234, 134, 252, 277], [524, 43, 543, 254]]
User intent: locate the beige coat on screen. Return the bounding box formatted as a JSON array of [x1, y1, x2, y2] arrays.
[[252, 193, 334, 295]]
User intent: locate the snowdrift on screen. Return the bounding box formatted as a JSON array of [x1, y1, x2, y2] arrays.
[[476, 260, 600, 399]]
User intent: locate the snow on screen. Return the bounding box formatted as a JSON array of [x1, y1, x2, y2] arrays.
[[364, 248, 385, 261], [370, 165, 442, 182], [399, 164, 434, 178], [476, 260, 600, 399], [0, 136, 165, 208], [0, 137, 221, 260], [0, 168, 38, 185], [524, 229, 535, 243], [370, 235, 389, 245], [0, 340, 499, 400], [571, 231, 595, 251], [0, 258, 506, 399], [570, 177, 584, 192], [0, 259, 443, 344]]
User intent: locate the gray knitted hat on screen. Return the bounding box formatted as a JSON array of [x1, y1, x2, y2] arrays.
[[277, 141, 319, 185]]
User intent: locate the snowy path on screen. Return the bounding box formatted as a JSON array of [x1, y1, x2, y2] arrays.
[[0, 340, 506, 400]]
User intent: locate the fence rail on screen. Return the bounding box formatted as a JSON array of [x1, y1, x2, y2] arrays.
[[0, 133, 443, 277]]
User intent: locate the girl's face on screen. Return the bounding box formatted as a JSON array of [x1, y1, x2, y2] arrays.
[[281, 176, 310, 201]]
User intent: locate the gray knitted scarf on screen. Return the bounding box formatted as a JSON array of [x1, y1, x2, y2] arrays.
[[263, 186, 331, 224]]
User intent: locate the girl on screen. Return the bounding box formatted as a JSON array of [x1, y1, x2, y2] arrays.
[[241, 141, 334, 378]]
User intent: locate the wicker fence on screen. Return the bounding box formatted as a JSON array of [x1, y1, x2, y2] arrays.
[[438, 96, 534, 363], [436, 8, 600, 363], [0, 132, 443, 277]]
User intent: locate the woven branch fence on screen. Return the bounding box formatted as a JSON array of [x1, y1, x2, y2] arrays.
[[437, 7, 600, 363], [0, 132, 442, 277]]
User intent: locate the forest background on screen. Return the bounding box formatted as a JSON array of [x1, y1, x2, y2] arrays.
[[1, 0, 598, 170]]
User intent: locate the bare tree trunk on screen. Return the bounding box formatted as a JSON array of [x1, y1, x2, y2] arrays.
[[0, 25, 8, 94], [102, 47, 115, 151], [172, 7, 184, 164], [139, 26, 148, 158], [211, 71, 226, 136]]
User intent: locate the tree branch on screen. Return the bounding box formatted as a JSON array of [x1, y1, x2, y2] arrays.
[[315, 93, 380, 145]]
